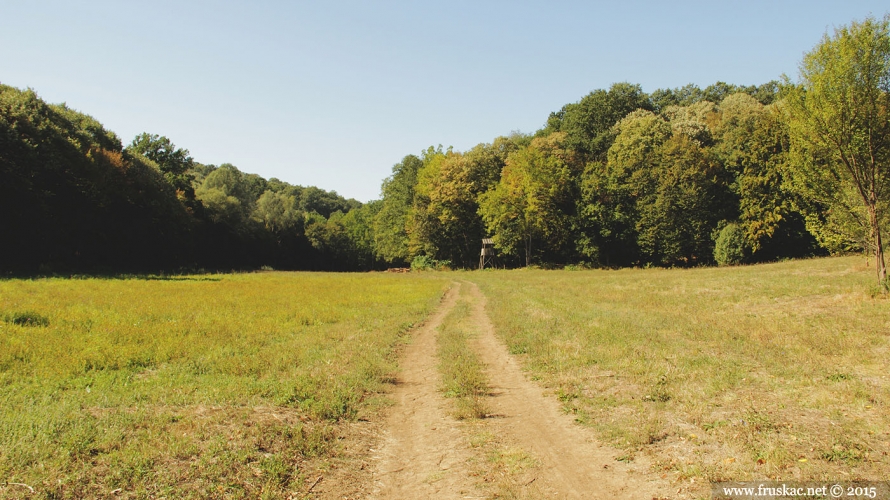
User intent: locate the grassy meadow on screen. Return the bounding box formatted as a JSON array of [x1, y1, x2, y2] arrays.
[[0, 272, 447, 499], [3, 256, 887, 498], [469, 256, 890, 486]]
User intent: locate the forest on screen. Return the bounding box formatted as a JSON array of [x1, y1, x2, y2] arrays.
[[1, 16, 888, 275]]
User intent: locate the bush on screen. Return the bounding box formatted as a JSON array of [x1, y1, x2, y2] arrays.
[[410, 255, 451, 271], [714, 223, 748, 266], [4, 311, 50, 327]]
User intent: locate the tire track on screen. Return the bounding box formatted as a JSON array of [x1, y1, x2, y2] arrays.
[[369, 283, 482, 499]]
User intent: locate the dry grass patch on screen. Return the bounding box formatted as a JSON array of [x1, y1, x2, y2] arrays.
[[469, 256, 890, 495], [465, 424, 542, 499], [436, 285, 489, 420]]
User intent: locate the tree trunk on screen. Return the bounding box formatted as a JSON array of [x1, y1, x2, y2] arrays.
[[525, 234, 531, 267], [869, 205, 887, 283]]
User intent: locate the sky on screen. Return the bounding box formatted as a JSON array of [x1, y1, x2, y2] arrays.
[[1, 1, 887, 202]]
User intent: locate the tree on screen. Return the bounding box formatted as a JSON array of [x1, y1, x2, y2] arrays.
[[578, 110, 672, 265], [635, 134, 726, 266], [253, 190, 301, 234], [195, 163, 254, 228], [783, 15, 890, 283], [126, 133, 195, 199], [479, 133, 579, 266], [713, 93, 818, 260], [589, 108, 732, 267], [374, 154, 423, 264], [541, 83, 652, 162], [407, 137, 516, 267], [0, 85, 195, 272]]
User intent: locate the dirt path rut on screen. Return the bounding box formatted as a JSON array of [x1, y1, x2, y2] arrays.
[[463, 281, 669, 499], [369, 284, 481, 499]]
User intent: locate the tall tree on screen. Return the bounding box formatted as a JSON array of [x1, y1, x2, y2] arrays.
[[578, 110, 672, 265], [407, 137, 517, 267], [783, 15, 890, 283], [126, 133, 196, 200], [374, 154, 424, 264], [479, 133, 579, 266], [542, 82, 652, 162]]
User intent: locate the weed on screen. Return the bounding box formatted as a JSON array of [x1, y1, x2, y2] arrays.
[[3, 310, 49, 327]]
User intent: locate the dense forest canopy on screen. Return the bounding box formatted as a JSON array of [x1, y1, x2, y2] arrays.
[[2, 15, 888, 276], [0, 84, 365, 273]]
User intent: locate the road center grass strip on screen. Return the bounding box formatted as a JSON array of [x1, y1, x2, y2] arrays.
[[0, 272, 447, 499], [468, 256, 890, 489], [436, 284, 488, 420]]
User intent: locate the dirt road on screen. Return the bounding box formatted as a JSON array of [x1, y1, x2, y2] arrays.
[[368, 284, 481, 499], [363, 281, 671, 499], [310, 282, 671, 500]]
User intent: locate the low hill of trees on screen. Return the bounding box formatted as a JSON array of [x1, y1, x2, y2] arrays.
[[3, 15, 888, 275], [0, 84, 370, 274]]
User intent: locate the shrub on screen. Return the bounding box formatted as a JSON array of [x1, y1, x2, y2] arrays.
[[714, 223, 748, 266], [4, 311, 50, 327], [410, 255, 451, 271]]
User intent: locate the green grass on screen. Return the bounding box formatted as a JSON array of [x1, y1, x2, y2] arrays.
[[436, 285, 488, 420], [0, 272, 447, 499], [468, 256, 890, 486]]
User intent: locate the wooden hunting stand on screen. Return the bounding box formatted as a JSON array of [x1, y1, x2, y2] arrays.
[[479, 238, 497, 270]]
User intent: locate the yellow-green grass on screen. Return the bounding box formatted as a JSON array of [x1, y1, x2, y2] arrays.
[[0, 272, 447, 499], [468, 256, 890, 486], [436, 286, 488, 420]]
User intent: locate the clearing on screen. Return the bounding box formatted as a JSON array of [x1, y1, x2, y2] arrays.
[[2, 256, 887, 499]]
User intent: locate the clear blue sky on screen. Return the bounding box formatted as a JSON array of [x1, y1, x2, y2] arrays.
[[1, 1, 886, 202]]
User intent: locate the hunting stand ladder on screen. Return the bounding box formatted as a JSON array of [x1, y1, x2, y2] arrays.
[[479, 238, 497, 270]]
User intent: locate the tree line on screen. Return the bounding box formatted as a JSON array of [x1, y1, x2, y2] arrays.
[[0, 86, 370, 274], [2, 15, 887, 279]]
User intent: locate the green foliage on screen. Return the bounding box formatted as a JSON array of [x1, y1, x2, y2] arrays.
[[195, 163, 256, 229], [299, 185, 360, 218], [252, 190, 301, 233], [3, 311, 50, 327], [662, 100, 716, 146], [1, 63, 851, 273], [0, 85, 195, 273], [126, 133, 195, 198], [649, 81, 780, 112], [783, 14, 890, 282], [586, 108, 732, 266], [0, 82, 376, 274], [714, 95, 783, 248], [542, 82, 651, 162], [479, 133, 580, 266], [375, 154, 423, 264], [634, 134, 729, 266], [409, 255, 451, 271], [576, 110, 672, 266], [407, 140, 517, 267], [305, 207, 381, 270], [714, 223, 748, 266]]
